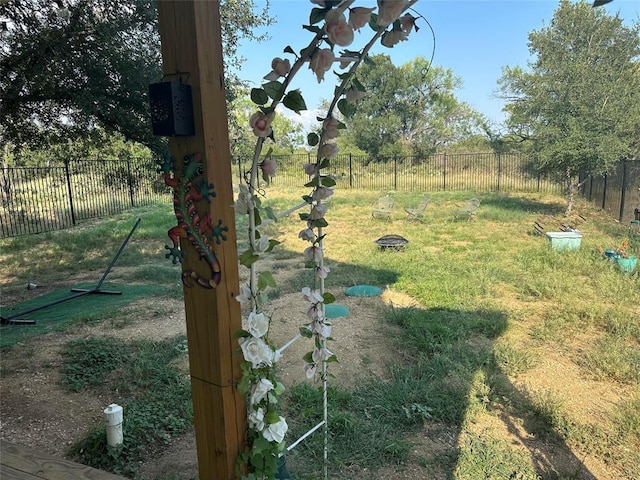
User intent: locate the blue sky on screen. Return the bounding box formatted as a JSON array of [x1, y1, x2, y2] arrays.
[[233, 1, 639, 128]]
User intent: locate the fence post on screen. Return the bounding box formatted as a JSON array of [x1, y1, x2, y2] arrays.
[[349, 153, 353, 188], [393, 156, 398, 190], [442, 152, 447, 190], [126, 158, 135, 208], [602, 174, 607, 210], [64, 159, 77, 226], [496, 152, 501, 192], [619, 159, 628, 222]]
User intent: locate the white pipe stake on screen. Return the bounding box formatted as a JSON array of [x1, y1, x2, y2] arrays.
[[104, 403, 124, 447]]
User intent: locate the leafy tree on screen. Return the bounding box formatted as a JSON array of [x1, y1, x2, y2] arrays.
[[498, 0, 640, 214], [0, 0, 272, 159], [342, 54, 483, 159]]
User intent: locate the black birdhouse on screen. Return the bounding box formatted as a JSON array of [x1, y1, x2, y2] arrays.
[[149, 82, 195, 137]]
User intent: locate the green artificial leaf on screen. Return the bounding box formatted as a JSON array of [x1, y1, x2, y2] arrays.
[[267, 239, 281, 252], [250, 454, 264, 470], [363, 54, 375, 66], [283, 90, 307, 114], [300, 327, 313, 338], [274, 382, 286, 396], [303, 351, 314, 363], [326, 354, 339, 363], [304, 177, 320, 188], [237, 374, 251, 395], [299, 212, 310, 221], [250, 88, 269, 105], [234, 330, 251, 339], [253, 437, 271, 453], [263, 81, 284, 100], [262, 170, 270, 184], [337, 98, 355, 117], [309, 7, 327, 25], [239, 249, 259, 268], [352, 77, 366, 92], [258, 271, 276, 291], [368, 13, 380, 31], [307, 132, 319, 146], [312, 217, 329, 228], [302, 194, 314, 204], [318, 158, 330, 169], [283, 45, 295, 55], [321, 176, 336, 187], [322, 292, 336, 304], [265, 411, 280, 424], [264, 206, 277, 221], [303, 24, 323, 33]]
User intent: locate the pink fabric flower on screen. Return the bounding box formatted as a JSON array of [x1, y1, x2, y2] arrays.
[[304, 162, 318, 176], [319, 142, 338, 159], [264, 57, 291, 81], [304, 245, 323, 263], [324, 9, 354, 47], [399, 14, 417, 33], [309, 203, 328, 220], [349, 7, 375, 31], [249, 111, 274, 137], [315, 265, 330, 280], [381, 28, 409, 48], [260, 158, 277, 177], [304, 362, 317, 379], [309, 48, 335, 83], [377, 0, 410, 27], [323, 117, 340, 139], [346, 86, 366, 104], [298, 227, 316, 242], [312, 186, 334, 201]]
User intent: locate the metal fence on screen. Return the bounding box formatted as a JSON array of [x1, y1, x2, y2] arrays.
[[1, 152, 564, 238], [1, 157, 168, 238], [236, 152, 564, 194], [581, 159, 640, 224]]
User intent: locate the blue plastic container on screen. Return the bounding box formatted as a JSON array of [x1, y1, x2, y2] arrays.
[[545, 231, 582, 251]]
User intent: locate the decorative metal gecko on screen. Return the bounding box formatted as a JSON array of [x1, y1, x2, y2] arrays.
[[157, 152, 228, 288]]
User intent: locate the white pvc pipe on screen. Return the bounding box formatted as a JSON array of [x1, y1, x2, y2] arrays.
[[104, 403, 123, 446]]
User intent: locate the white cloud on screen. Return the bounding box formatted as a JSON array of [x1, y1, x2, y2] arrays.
[[277, 106, 323, 133]]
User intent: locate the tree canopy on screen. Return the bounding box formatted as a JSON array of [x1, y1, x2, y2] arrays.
[[0, 0, 272, 158], [498, 0, 640, 213], [341, 54, 483, 159]]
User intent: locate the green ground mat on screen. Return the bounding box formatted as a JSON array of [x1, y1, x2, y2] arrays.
[[0, 282, 168, 349], [325, 304, 349, 318], [344, 285, 383, 297]]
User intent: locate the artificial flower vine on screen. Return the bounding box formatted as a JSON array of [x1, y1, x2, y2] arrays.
[[235, 1, 419, 478]]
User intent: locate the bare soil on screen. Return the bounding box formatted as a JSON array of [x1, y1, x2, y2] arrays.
[[0, 263, 631, 480]]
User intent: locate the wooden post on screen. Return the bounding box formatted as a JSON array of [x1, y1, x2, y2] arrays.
[[156, 2, 245, 479]]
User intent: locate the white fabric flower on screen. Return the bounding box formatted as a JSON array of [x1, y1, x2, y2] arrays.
[[298, 227, 316, 242], [302, 286, 324, 304], [316, 265, 330, 280], [250, 378, 275, 405], [263, 416, 288, 443], [249, 111, 275, 137], [312, 186, 334, 201], [304, 362, 317, 379], [304, 162, 318, 176], [239, 337, 273, 368], [346, 86, 366, 104], [246, 311, 269, 338], [312, 346, 333, 363], [248, 407, 265, 431], [307, 304, 325, 322], [309, 203, 328, 220], [235, 284, 252, 305], [381, 28, 409, 48], [304, 245, 323, 263], [254, 235, 270, 255]]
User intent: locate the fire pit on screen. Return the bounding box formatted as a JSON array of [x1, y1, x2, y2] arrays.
[[374, 234, 409, 250]]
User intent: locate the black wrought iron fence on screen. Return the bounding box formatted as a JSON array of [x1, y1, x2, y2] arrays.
[[581, 159, 640, 224], [236, 152, 563, 194], [1, 157, 168, 238], [2, 152, 564, 238]]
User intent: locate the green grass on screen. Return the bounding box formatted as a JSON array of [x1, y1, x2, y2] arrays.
[[1, 190, 638, 479], [64, 335, 192, 478]]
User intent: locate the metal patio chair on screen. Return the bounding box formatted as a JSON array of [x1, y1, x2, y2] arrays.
[[453, 198, 481, 221], [372, 195, 394, 220], [404, 195, 430, 222]]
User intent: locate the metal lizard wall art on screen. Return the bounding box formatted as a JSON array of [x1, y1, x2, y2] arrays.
[[157, 152, 228, 288]]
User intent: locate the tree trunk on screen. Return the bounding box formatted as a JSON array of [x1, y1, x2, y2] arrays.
[[565, 165, 574, 217]]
